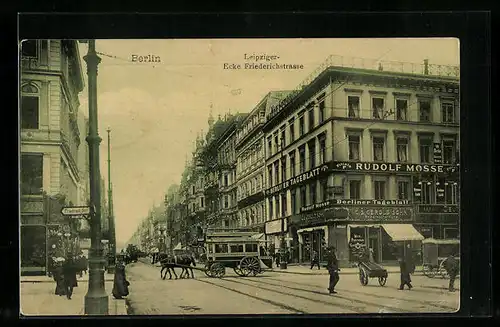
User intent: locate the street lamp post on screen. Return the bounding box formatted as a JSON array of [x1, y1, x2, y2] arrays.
[[83, 39, 109, 315], [279, 136, 287, 269], [106, 127, 116, 274]]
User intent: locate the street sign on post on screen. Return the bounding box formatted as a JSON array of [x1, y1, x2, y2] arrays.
[[61, 206, 92, 216]]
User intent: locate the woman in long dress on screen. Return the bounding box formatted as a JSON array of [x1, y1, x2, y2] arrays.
[[112, 258, 130, 299]]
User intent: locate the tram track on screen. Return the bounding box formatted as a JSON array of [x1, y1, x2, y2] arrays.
[[263, 277, 457, 311], [195, 278, 308, 314], [224, 277, 410, 313]]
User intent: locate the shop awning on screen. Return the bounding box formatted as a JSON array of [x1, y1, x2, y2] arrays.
[[297, 226, 327, 233], [251, 233, 265, 240], [382, 224, 424, 241], [173, 242, 182, 250]]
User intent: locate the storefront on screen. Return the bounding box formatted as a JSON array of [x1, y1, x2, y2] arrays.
[[264, 217, 289, 252], [414, 204, 459, 240]]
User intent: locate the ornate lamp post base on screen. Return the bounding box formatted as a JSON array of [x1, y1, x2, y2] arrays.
[[84, 256, 109, 315]]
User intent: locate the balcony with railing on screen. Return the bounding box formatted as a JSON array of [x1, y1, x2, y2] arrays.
[[267, 54, 460, 122]]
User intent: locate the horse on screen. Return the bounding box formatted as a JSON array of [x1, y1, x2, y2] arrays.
[[158, 253, 197, 280]]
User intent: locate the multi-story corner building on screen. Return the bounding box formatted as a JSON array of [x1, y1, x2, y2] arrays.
[[20, 40, 86, 275], [235, 91, 292, 234], [263, 55, 459, 266]]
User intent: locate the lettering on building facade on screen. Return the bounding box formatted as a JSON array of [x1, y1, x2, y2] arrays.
[[417, 204, 459, 214], [333, 161, 458, 174], [264, 163, 330, 196], [348, 206, 414, 221]]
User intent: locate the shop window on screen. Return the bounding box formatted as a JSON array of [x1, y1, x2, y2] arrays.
[[300, 185, 307, 208], [441, 101, 455, 123], [230, 244, 244, 253], [349, 180, 361, 199], [308, 140, 316, 169], [348, 135, 360, 161], [444, 228, 459, 239], [396, 137, 408, 162], [348, 96, 360, 118], [289, 118, 295, 142], [289, 152, 296, 177], [374, 180, 386, 200], [21, 225, 47, 274], [372, 97, 385, 119], [396, 99, 408, 121], [372, 137, 385, 161], [397, 180, 410, 200], [299, 145, 306, 173], [419, 137, 433, 163], [419, 99, 431, 122], [381, 228, 399, 261], [21, 153, 43, 195], [443, 139, 457, 164]]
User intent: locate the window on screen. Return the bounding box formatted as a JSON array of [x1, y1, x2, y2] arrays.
[[21, 40, 37, 57], [289, 152, 296, 177], [268, 166, 273, 187], [320, 179, 328, 202], [274, 133, 279, 154], [319, 135, 326, 164], [299, 146, 306, 173], [192, 185, 196, 194], [251, 179, 255, 193], [245, 244, 258, 253], [274, 161, 279, 184], [444, 181, 458, 204], [21, 154, 43, 195], [230, 244, 244, 253], [308, 140, 316, 169], [281, 157, 287, 182], [372, 97, 384, 119], [299, 115, 305, 136], [374, 181, 386, 200], [21, 84, 40, 130], [348, 135, 360, 161], [308, 105, 315, 130], [396, 137, 408, 162], [396, 99, 408, 121], [419, 137, 433, 163], [348, 96, 360, 118], [280, 128, 286, 148], [224, 195, 229, 208], [201, 197, 204, 208], [275, 195, 279, 218], [373, 137, 385, 161], [289, 119, 295, 142], [300, 185, 307, 208], [419, 99, 431, 122], [442, 101, 455, 123], [269, 198, 273, 218], [397, 180, 410, 200], [281, 193, 287, 216], [318, 98, 325, 123], [420, 177, 434, 204], [443, 139, 456, 164], [310, 182, 317, 204], [349, 180, 360, 199], [291, 189, 297, 214], [267, 137, 272, 156], [215, 244, 229, 253]]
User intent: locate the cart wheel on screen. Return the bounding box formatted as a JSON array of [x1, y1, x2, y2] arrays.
[[359, 269, 369, 286], [233, 267, 245, 277], [423, 265, 436, 278], [240, 256, 261, 277], [210, 262, 225, 278], [378, 276, 387, 286]]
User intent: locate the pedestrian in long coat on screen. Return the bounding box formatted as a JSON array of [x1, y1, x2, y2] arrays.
[[112, 260, 130, 299], [52, 258, 66, 296], [326, 248, 340, 294], [398, 257, 413, 290], [443, 253, 459, 292], [310, 250, 320, 270], [62, 255, 78, 299]]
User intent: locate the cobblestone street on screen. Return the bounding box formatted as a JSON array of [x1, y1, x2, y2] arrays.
[[125, 261, 459, 315]]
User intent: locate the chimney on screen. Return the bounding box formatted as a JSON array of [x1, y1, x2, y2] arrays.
[[423, 59, 429, 75]]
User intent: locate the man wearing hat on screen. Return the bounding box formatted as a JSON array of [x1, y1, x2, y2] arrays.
[[326, 247, 340, 294]]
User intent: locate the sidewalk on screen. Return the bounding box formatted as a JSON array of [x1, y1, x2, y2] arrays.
[[270, 264, 424, 276], [21, 273, 115, 283], [20, 275, 127, 316]]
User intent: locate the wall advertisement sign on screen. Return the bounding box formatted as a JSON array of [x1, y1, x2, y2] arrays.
[[332, 161, 458, 174], [265, 218, 287, 234], [417, 204, 459, 214], [264, 163, 331, 196], [348, 206, 414, 221]]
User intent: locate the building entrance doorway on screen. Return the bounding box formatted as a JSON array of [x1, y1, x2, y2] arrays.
[[21, 225, 47, 276], [301, 229, 325, 263]]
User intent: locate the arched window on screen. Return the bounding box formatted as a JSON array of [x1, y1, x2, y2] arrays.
[[21, 83, 40, 129]]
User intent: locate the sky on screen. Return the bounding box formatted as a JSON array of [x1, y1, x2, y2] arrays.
[[76, 38, 459, 245]]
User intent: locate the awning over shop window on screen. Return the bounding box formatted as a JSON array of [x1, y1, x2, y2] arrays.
[[382, 224, 424, 241], [251, 233, 265, 240]]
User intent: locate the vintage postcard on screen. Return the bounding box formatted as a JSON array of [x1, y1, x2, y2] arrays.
[[19, 38, 460, 316]]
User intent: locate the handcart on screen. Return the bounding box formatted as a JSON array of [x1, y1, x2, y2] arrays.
[[358, 261, 388, 286]]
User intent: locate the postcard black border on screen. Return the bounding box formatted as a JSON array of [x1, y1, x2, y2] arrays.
[[6, 11, 493, 325]]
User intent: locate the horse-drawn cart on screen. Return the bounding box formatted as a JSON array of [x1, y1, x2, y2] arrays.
[[201, 229, 273, 278], [358, 261, 388, 286]]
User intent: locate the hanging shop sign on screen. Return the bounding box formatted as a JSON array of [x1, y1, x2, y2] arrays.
[[264, 163, 332, 196], [433, 143, 443, 164], [332, 161, 458, 174], [417, 204, 459, 214], [347, 206, 414, 222], [265, 218, 287, 234]]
